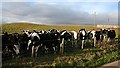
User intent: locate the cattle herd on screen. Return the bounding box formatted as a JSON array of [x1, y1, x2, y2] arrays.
[[2, 28, 116, 58]]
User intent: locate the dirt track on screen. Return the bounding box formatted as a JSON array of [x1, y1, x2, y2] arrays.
[[99, 60, 120, 68]]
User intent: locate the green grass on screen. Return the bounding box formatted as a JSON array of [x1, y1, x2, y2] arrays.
[[2, 22, 119, 37], [2, 39, 119, 68], [2, 46, 119, 68], [2, 22, 100, 34]]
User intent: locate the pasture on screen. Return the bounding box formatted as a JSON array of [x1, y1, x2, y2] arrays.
[[2, 23, 119, 37], [1, 23, 102, 33], [1, 23, 120, 68]]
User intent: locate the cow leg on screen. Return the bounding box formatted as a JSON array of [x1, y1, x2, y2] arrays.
[[27, 40, 31, 50], [60, 43, 64, 54], [60, 38, 64, 54], [31, 46, 35, 57], [12, 53, 15, 59], [71, 39, 74, 46], [75, 40, 77, 46], [81, 40, 85, 49], [107, 38, 110, 42], [4, 46, 9, 52], [53, 47, 56, 54], [60, 44, 62, 54], [35, 45, 40, 57], [93, 37, 96, 47], [44, 45, 48, 54]]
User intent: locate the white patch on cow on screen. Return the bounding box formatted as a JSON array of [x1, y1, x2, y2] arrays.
[[57, 30, 60, 33], [87, 31, 90, 33], [38, 33, 42, 34], [41, 30, 44, 34], [31, 32, 40, 40], [82, 31, 86, 36], [13, 45, 20, 55], [4, 46, 9, 52], [27, 40, 32, 50], [103, 34, 107, 40], [23, 30, 32, 37], [60, 38, 64, 54], [32, 46, 35, 57], [71, 31, 77, 40], [53, 47, 56, 54], [80, 30, 86, 39], [35, 45, 40, 57], [61, 31, 66, 35], [91, 30, 96, 39], [47, 31, 51, 33], [80, 30, 86, 36], [44, 45, 48, 53], [55, 34, 57, 36], [39, 30, 45, 34]]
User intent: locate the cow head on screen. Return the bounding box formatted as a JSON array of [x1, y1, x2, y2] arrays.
[[79, 29, 87, 40]]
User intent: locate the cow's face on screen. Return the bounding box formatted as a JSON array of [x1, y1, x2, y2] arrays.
[[63, 32, 71, 41]]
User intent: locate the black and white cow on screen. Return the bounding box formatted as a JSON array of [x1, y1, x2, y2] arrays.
[[70, 31, 78, 48], [79, 29, 87, 49], [17, 30, 32, 52], [27, 29, 61, 57], [41, 29, 61, 54], [89, 29, 96, 47], [59, 30, 72, 53], [27, 30, 41, 57], [95, 30, 104, 45], [2, 32, 20, 58], [107, 29, 116, 45], [102, 29, 108, 41], [87, 29, 103, 47]]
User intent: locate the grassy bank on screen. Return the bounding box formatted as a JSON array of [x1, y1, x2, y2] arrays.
[[2, 23, 101, 33]]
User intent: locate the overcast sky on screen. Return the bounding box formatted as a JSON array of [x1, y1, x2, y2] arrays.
[[1, 0, 119, 25]]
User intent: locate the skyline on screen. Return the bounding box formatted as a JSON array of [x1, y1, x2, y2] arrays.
[[1, 0, 119, 25]]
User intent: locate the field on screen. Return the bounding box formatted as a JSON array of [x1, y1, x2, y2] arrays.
[[1, 23, 120, 68], [2, 23, 119, 37], [1, 23, 104, 33]]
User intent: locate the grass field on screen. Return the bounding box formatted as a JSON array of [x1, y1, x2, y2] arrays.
[[1, 22, 120, 68], [1, 22, 104, 33], [2, 22, 119, 37]]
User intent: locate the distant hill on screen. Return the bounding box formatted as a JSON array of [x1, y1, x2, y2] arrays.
[[2, 22, 98, 34]]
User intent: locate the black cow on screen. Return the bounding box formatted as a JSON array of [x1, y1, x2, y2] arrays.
[[107, 29, 116, 45], [2, 32, 20, 59], [39, 30, 61, 54], [18, 32, 32, 55], [95, 30, 104, 46], [59, 30, 72, 54], [70, 31, 78, 48], [102, 29, 108, 39]]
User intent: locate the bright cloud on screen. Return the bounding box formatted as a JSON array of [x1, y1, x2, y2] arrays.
[[1, 2, 118, 25]]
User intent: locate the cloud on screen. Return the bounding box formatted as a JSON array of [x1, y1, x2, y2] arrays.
[[2, 0, 119, 2], [2, 0, 28, 2], [1, 2, 118, 25]]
